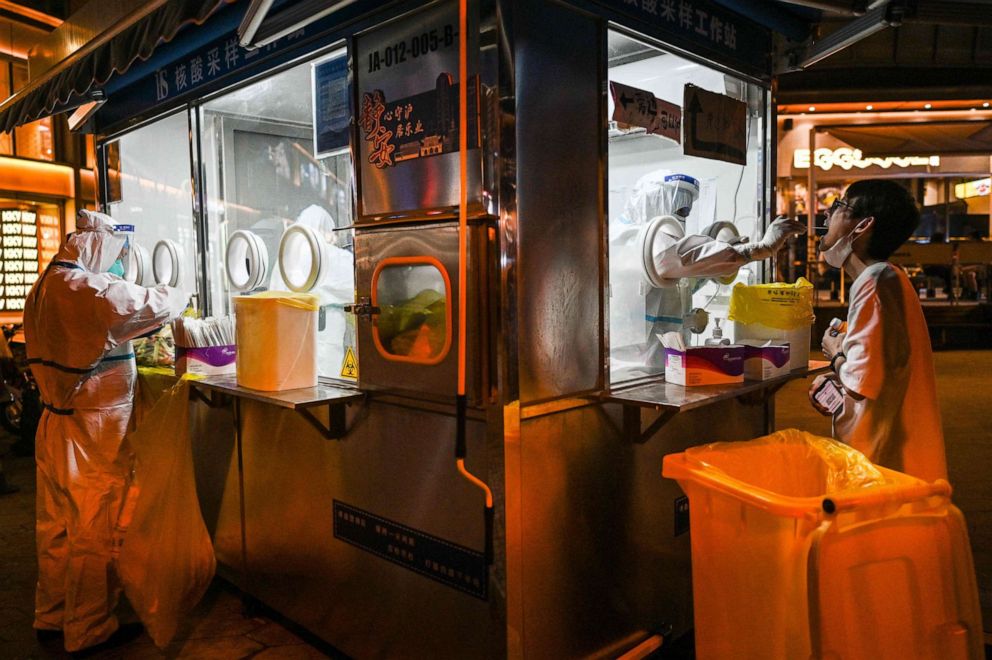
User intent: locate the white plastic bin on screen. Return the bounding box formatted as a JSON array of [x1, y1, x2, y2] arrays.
[[235, 291, 319, 391]]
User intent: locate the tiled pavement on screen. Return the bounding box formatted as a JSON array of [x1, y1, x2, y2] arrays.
[[1, 350, 990, 657]]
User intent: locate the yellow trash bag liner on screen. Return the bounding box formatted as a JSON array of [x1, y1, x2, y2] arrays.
[[727, 277, 814, 331], [117, 377, 216, 648], [235, 289, 320, 311], [662, 429, 982, 660]]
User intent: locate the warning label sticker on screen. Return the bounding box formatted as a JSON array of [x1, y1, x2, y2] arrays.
[[340, 346, 358, 380]]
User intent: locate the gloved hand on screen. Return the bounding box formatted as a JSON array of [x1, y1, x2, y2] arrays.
[[735, 216, 807, 261]]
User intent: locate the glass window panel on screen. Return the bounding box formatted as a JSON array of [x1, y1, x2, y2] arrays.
[[607, 30, 765, 384], [0, 64, 11, 155], [104, 111, 198, 297], [10, 63, 52, 160], [199, 50, 355, 380], [14, 117, 54, 160], [373, 263, 448, 361]]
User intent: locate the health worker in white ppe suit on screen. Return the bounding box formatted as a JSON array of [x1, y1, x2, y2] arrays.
[[24, 210, 188, 652], [620, 172, 806, 366], [270, 204, 355, 374]]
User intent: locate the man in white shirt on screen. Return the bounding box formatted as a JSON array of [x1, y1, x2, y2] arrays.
[[809, 180, 947, 483]]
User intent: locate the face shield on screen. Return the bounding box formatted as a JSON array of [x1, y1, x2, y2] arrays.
[[660, 174, 700, 220], [110, 224, 135, 279]]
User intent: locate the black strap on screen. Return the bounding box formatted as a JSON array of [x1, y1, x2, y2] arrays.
[[27, 353, 135, 375], [41, 401, 74, 416], [51, 261, 82, 271], [830, 351, 846, 373]]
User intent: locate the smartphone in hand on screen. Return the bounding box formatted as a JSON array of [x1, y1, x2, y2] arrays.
[[813, 378, 844, 415]]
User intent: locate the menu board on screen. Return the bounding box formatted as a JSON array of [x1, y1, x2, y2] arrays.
[[1, 208, 44, 312], [38, 212, 60, 267]]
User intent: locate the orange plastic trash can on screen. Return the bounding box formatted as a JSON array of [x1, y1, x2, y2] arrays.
[[662, 429, 982, 660]]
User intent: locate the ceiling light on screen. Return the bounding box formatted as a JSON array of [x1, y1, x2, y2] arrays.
[[924, 103, 932, 109], [866, 105, 873, 110], [984, 102, 990, 108], [808, 106, 816, 112]]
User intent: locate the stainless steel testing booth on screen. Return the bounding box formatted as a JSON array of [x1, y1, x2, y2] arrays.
[[9, 0, 815, 656]]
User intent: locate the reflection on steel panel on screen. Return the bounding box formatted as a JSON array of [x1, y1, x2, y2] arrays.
[[238, 400, 501, 658], [515, 1, 604, 403], [354, 1, 484, 221], [516, 399, 767, 657]]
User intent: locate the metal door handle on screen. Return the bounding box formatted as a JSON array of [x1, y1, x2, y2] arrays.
[[344, 297, 380, 320]]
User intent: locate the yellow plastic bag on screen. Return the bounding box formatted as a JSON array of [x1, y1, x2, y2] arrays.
[[682, 428, 889, 499], [117, 378, 216, 648], [728, 277, 814, 331]]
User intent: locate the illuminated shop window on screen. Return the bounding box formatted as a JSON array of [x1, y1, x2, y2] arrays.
[[372, 258, 451, 364], [0, 64, 11, 155], [0, 202, 60, 312], [12, 63, 53, 161]]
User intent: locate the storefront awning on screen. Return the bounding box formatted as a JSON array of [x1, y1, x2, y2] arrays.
[[824, 120, 992, 157], [0, 0, 234, 133]]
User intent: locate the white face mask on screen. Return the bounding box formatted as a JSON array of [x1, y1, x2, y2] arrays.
[[821, 229, 856, 268]]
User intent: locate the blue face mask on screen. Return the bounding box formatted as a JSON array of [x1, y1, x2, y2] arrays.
[[108, 259, 126, 277]]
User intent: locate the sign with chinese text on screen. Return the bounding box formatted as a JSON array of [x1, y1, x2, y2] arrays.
[[1, 209, 42, 312], [592, 0, 771, 77], [334, 500, 487, 600], [312, 51, 350, 158], [610, 81, 681, 143], [683, 84, 747, 165], [354, 0, 483, 220]]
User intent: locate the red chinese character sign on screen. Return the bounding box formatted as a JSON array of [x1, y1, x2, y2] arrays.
[[609, 81, 682, 144], [359, 74, 479, 170], [355, 0, 483, 221], [682, 84, 747, 166]]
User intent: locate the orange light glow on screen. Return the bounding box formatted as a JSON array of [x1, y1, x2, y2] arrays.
[[0, 157, 73, 197]]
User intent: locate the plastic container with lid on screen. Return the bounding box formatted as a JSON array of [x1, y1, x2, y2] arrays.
[[662, 429, 982, 660], [234, 291, 319, 391]]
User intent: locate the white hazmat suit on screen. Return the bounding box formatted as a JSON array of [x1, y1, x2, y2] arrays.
[[270, 205, 355, 375], [24, 210, 188, 651], [615, 171, 804, 367]]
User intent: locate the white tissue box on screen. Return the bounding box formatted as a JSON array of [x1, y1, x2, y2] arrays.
[[740, 342, 791, 381]]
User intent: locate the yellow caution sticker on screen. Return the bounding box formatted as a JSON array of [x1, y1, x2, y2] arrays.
[[340, 346, 358, 380]]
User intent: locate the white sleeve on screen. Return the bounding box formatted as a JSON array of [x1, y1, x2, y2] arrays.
[[838, 278, 886, 400], [653, 235, 747, 280], [98, 280, 189, 346]]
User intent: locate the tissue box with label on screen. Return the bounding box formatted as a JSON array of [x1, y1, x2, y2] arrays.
[[664, 345, 745, 386], [741, 342, 791, 381], [175, 345, 237, 376]]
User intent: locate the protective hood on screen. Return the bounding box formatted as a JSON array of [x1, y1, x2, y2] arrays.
[[55, 210, 127, 274], [296, 204, 335, 234]]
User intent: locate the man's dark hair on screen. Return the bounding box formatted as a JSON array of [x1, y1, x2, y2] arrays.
[[845, 179, 920, 260]]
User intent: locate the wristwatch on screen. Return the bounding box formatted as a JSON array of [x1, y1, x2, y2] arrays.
[[830, 351, 846, 373]]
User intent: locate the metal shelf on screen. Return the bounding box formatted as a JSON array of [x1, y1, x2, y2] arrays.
[[604, 361, 830, 443], [190, 374, 364, 440]]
